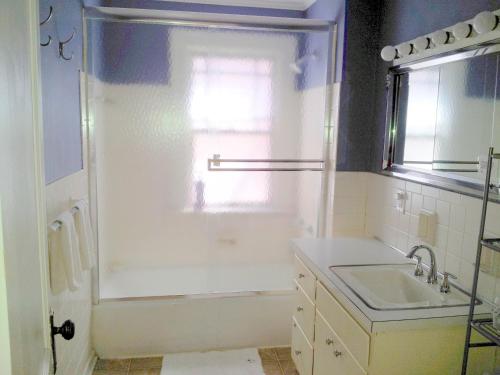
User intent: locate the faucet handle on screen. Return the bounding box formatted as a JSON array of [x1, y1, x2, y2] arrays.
[[412, 255, 424, 277], [440, 272, 457, 293]]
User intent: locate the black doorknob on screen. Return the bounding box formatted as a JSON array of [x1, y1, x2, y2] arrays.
[[52, 319, 75, 341], [50, 314, 76, 373]]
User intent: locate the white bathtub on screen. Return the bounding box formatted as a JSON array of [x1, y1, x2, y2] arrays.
[[93, 263, 295, 358], [93, 290, 295, 358]]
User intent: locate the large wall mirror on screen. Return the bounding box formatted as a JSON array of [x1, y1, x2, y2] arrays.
[[384, 42, 500, 192]]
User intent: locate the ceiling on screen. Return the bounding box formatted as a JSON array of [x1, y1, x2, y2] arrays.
[[163, 0, 318, 11]]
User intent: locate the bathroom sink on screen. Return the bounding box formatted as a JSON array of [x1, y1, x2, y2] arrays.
[[329, 264, 479, 311]]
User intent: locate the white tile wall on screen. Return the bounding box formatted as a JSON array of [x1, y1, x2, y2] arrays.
[[332, 172, 500, 304], [331, 172, 369, 236]]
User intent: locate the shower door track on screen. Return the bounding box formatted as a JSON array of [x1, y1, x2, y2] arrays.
[[100, 289, 296, 303], [82, 11, 338, 303], [85, 6, 335, 33]]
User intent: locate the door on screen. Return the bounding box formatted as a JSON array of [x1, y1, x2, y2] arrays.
[[88, 18, 334, 299], [0, 0, 51, 373]]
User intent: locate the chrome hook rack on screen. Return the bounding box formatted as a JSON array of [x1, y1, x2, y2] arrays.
[[40, 6, 53, 47], [58, 28, 76, 61]]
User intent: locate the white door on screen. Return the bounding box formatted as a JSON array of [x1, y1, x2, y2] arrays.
[[0, 0, 51, 374]]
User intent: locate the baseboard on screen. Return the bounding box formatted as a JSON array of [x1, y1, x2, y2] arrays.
[[83, 351, 97, 375]]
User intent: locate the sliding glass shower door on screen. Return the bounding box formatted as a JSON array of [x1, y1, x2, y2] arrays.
[[86, 17, 334, 299]]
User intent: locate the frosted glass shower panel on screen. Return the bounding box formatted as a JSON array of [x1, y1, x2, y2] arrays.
[[89, 20, 331, 297]]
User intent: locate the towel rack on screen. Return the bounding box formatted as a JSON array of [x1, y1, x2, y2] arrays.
[[207, 154, 325, 172], [49, 206, 79, 232]]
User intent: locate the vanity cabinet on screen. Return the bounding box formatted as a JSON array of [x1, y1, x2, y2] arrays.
[[291, 255, 492, 375]]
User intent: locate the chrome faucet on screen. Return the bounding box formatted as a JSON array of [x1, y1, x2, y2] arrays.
[[406, 245, 438, 284]]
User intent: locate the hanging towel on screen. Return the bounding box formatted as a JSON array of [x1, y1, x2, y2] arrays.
[[49, 211, 83, 293], [73, 200, 95, 270]]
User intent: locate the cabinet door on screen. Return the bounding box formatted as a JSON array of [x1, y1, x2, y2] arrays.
[[294, 256, 316, 300], [294, 282, 315, 343], [292, 317, 313, 375], [314, 313, 366, 375]]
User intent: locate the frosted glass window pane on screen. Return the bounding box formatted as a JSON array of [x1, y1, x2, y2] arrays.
[[190, 57, 272, 131]]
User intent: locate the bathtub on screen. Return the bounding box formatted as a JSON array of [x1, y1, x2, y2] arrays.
[[93, 263, 295, 358]]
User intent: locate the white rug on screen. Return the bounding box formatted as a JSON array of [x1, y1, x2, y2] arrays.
[[161, 348, 265, 375]]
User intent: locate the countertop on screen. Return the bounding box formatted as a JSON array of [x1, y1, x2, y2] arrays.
[[292, 237, 490, 332]]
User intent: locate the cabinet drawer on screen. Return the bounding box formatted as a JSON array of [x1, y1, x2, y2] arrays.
[[314, 313, 367, 375], [292, 317, 313, 375], [294, 256, 316, 301], [293, 282, 315, 343], [316, 282, 369, 369]]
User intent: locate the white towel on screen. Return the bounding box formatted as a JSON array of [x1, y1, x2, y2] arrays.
[[73, 200, 95, 270], [49, 212, 83, 293]]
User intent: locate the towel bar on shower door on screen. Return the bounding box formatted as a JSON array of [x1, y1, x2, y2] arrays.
[[207, 154, 325, 172]]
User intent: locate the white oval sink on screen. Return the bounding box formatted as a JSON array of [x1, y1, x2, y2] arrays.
[[330, 264, 477, 310]]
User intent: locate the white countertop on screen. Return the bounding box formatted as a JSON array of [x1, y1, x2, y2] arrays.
[[292, 237, 490, 332]]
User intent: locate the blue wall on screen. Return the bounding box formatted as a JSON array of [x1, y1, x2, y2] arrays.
[[40, 0, 84, 184], [88, 20, 170, 85], [87, 0, 335, 89], [305, 0, 345, 83]]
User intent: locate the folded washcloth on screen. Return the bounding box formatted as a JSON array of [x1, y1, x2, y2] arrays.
[[49, 211, 83, 293], [73, 200, 95, 270]]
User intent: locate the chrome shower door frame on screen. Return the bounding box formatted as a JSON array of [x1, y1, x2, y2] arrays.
[[82, 9, 337, 303]]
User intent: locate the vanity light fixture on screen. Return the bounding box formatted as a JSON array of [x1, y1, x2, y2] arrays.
[[379, 9, 500, 63], [397, 43, 413, 57], [430, 30, 450, 46], [414, 36, 430, 51], [452, 22, 472, 40], [380, 45, 397, 61], [473, 11, 498, 34]]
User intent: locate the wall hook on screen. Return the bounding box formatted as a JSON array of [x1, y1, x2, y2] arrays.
[[41, 35, 52, 47], [58, 28, 76, 61], [40, 6, 53, 26], [40, 6, 53, 47]]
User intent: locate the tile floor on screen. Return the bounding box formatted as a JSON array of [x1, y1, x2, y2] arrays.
[[93, 347, 297, 375]]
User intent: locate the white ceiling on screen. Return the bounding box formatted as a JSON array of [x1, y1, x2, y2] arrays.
[[165, 0, 317, 11]]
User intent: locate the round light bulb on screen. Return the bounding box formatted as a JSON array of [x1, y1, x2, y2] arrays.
[[430, 30, 450, 46], [380, 45, 397, 61], [452, 22, 472, 40], [397, 43, 413, 57], [414, 36, 430, 51], [473, 11, 498, 34]]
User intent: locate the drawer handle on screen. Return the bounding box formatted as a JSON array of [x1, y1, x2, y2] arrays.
[[326, 338, 334, 346], [296, 306, 304, 312], [298, 273, 305, 279], [295, 350, 302, 356], [334, 350, 342, 357]]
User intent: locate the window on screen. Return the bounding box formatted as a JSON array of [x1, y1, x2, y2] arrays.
[[189, 56, 273, 208]]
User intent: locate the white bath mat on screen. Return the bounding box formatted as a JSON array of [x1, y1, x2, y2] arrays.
[[161, 348, 265, 375]]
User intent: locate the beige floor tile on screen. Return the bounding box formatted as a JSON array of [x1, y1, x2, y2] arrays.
[[258, 348, 278, 361], [274, 347, 292, 361], [261, 358, 282, 372], [128, 369, 162, 375], [94, 359, 131, 371], [279, 360, 298, 375], [93, 371, 127, 375], [129, 357, 163, 370]]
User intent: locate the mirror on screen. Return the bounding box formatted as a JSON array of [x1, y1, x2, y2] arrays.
[[385, 43, 500, 188]]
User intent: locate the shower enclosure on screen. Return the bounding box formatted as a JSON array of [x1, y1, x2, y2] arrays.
[[85, 10, 335, 301]]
